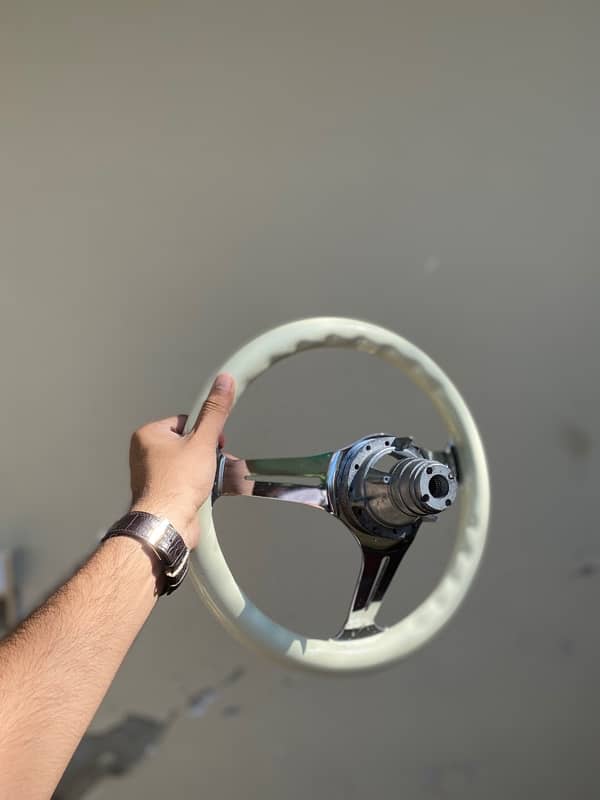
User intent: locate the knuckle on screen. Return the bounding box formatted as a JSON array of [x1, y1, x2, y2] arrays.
[[202, 397, 225, 416], [131, 424, 151, 445]]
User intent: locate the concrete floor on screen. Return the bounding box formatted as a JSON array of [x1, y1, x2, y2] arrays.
[[1, 2, 599, 798]]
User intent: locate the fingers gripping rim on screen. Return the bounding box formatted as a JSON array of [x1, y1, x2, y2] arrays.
[[187, 317, 490, 674]]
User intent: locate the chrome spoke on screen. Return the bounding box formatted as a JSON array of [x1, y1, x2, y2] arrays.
[[245, 453, 333, 480], [245, 481, 329, 510], [213, 451, 334, 512], [336, 528, 418, 640]]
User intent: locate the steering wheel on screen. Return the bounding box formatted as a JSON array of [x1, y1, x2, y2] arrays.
[[186, 317, 490, 675]]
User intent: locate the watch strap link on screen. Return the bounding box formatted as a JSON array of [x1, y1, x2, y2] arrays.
[[103, 511, 190, 596]]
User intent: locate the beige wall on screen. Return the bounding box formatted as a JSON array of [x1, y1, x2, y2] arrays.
[[1, 2, 598, 798]]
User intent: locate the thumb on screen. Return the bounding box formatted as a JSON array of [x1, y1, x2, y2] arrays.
[[191, 373, 235, 443]]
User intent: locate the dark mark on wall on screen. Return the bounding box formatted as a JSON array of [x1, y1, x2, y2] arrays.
[[222, 665, 245, 686], [574, 560, 599, 579], [559, 422, 594, 461], [53, 665, 246, 798], [53, 713, 175, 800], [187, 687, 218, 718], [186, 665, 245, 719]]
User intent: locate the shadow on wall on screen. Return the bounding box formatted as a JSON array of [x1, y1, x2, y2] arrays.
[[53, 713, 173, 800], [53, 666, 246, 800]]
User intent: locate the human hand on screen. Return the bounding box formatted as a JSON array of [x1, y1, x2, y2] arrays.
[[128, 373, 235, 548]]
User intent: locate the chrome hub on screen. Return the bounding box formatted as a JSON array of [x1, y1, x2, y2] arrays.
[[212, 433, 460, 639]]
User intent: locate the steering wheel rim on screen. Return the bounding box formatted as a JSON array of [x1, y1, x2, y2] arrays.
[[187, 317, 490, 674]]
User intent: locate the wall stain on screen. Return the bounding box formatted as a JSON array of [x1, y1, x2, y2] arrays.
[[222, 665, 245, 686], [187, 687, 219, 718], [53, 665, 246, 798], [574, 560, 599, 579], [558, 422, 594, 461], [186, 665, 245, 719], [53, 713, 175, 800]]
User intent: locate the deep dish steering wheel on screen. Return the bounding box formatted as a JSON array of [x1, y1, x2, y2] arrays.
[[186, 317, 490, 675]]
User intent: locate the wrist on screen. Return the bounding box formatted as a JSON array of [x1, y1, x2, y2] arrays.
[[100, 535, 166, 598], [104, 510, 191, 595]]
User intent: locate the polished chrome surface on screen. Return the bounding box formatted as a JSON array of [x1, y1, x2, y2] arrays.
[[213, 433, 458, 638], [103, 511, 190, 597], [214, 452, 334, 511], [337, 533, 416, 639], [333, 435, 458, 536]]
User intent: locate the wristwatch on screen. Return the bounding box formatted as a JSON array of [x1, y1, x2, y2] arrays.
[[102, 511, 190, 596]]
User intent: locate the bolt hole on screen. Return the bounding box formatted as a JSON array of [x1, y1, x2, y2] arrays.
[[385, 440, 390, 446], [354, 464, 359, 470], [426, 466, 433, 475], [422, 494, 430, 502], [445, 499, 452, 507], [366, 445, 371, 451], [429, 475, 449, 498]]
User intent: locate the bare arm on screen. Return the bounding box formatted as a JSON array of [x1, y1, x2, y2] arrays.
[[0, 373, 235, 800]]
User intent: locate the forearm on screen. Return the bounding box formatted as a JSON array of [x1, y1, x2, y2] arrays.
[[0, 536, 161, 800], [0, 373, 234, 799]]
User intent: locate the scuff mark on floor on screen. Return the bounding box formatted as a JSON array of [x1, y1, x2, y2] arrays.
[[222, 704, 241, 718]]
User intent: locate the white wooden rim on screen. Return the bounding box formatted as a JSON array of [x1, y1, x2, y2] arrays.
[[187, 317, 490, 674]]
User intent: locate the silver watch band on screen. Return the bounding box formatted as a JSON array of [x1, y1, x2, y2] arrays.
[[103, 511, 190, 596]]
